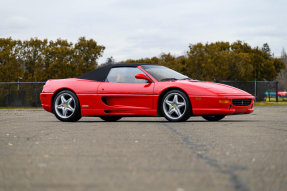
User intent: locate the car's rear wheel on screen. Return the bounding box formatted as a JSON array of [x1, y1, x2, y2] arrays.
[[202, 115, 225, 121], [100, 116, 122, 122], [52, 90, 81, 122], [162, 90, 191, 122]]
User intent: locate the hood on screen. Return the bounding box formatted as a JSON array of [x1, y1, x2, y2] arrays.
[[179, 81, 251, 96]]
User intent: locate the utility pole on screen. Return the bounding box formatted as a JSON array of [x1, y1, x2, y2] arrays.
[[18, 77, 22, 91], [35, 78, 37, 109], [254, 79, 256, 103]]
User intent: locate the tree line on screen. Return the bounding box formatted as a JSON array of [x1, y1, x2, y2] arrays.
[[125, 41, 286, 82], [0, 38, 285, 82], [0, 37, 105, 82]]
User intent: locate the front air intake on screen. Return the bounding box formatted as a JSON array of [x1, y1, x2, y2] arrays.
[[232, 99, 252, 106]]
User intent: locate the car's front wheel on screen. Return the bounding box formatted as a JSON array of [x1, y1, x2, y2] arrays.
[[162, 90, 191, 122], [202, 115, 225, 121], [52, 90, 81, 122], [100, 116, 122, 122]]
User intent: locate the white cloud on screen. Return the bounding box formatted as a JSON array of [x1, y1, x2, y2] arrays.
[[0, 0, 286, 64]]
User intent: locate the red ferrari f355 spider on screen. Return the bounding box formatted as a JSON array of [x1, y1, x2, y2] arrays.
[[40, 63, 254, 122]]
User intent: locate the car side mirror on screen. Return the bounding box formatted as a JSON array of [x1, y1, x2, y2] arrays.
[[135, 74, 152, 83]]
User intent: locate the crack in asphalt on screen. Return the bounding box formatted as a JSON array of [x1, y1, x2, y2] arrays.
[[270, 128, 287, 132], [163, 123, 250, 191]]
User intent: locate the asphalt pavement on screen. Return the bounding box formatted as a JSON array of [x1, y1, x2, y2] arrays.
[[1, 107, 287, 191]]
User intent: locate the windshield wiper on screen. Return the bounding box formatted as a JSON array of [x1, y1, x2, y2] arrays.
[[160, 78, 179, 81], [180, 77, 192, 80]]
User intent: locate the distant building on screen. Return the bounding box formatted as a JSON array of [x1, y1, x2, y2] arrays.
[[277, 56, 287, 91], [100, 62, 112, 67], [175, 56, 184, 60]]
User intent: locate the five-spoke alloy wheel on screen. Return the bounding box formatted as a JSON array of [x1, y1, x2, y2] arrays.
[[52, 90, 81, 122], [162, 90, 191, 122]]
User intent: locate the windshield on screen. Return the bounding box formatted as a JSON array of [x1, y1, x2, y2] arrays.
[[141, 66, 189, 81]]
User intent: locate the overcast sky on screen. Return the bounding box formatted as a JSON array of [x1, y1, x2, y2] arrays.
[[1, 0, 286, 64]]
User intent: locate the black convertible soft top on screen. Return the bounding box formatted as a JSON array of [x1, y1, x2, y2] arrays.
[[76, 63, 157, 81]]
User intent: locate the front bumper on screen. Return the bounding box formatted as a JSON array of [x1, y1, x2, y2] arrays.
[[190, 95, 254, 116]]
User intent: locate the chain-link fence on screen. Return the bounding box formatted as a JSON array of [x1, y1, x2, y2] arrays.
[[218, 81, 286, 102], [0, 81, 286, 108], [0, 82, 45, 108]]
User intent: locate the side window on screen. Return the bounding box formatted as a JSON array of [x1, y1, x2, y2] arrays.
[[106, 67, 148, 83]]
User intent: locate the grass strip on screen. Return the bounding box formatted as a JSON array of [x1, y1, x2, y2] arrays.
[[254, 102, 287, 106]]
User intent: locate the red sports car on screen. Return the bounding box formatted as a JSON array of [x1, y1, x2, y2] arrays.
[[40, 63, 254, 122]]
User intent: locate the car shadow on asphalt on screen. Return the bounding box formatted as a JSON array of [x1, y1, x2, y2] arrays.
[[73, 120, 259, 123]]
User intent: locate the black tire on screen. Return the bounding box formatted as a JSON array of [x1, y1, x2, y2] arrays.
[[202, 115, 225, 121], [52, 90, 81, 122], [161, 90, 191, 122], [100, 116, 122, 122]]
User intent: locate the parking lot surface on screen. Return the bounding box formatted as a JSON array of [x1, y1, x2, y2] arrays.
[[1, 107, 287, 191]]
